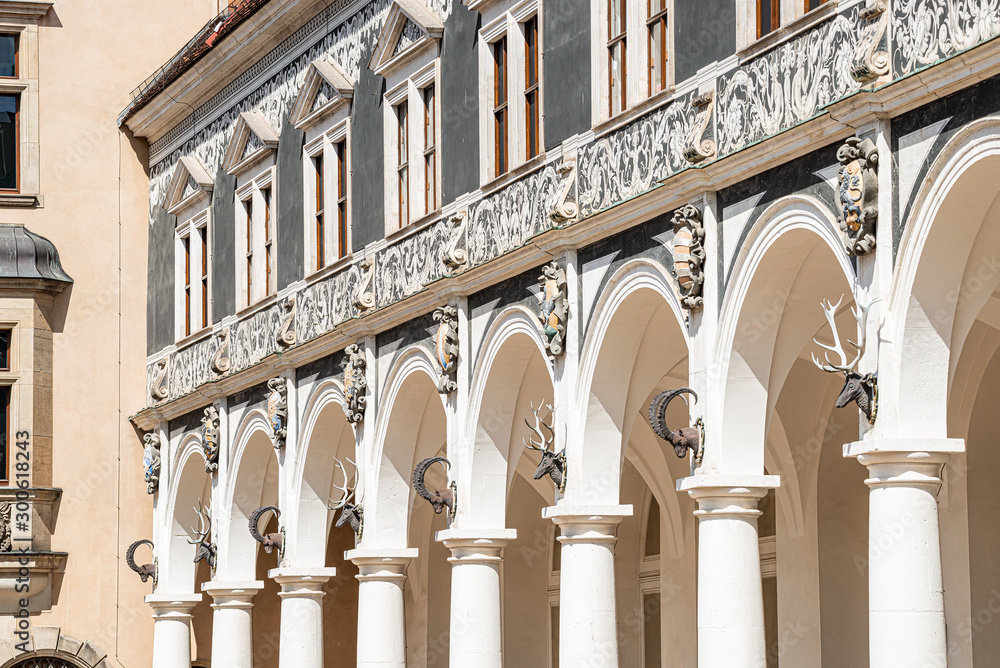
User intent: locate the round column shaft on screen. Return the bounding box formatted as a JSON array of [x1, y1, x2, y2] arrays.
[[146, 593, 202, 668], [202, 581, 263, 668], [269, 567, 337, 668], [346, 548, 418, 668]]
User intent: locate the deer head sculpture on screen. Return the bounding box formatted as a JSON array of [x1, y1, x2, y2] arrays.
[[412, 457, 454, 516], [125, 539, 156, 584], [648, 388, 702, 459], [187, 500, 216, 570], [811, 295, 879, 424], [328, 457, 363, 538], [523, 401, 566, 492], [248, 506, 283, 556]]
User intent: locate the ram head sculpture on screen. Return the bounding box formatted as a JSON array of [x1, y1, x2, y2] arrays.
[[648, 388, 702, 459], [187, 500, 216, 571], [249, 505, 283, 556], [412, 457, 454, 517], [328, 457, 363, 539], [811, 295, 878, 424], [523, 401, 566, 493], [125, 539, 156, 585]]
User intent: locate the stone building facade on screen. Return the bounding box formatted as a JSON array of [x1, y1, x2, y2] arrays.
[[122, 0, 1000, 666]]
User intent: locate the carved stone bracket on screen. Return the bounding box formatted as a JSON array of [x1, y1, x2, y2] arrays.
[[441, 211, 469, 273], [851, 0, 889, 83], [143, 432, 161, 494], [433, 305, 459, 394], [201, 406, 220, 473], [276, 297, 296, 348], [266, 378, 288, 449], [837, 136, 879, 256], [1, 502, 11, 552], [537, 261, 568, 357], [671, 204, 707, 310], [211, 328, 231, 375], [549, 160, 578, 223], [683, 91, 716, 164], [151, 356, 169, 402], [352, 257, 376, 311], [341, 344, 367, 424]]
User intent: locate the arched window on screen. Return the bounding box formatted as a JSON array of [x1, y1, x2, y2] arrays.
[[8, 656, 87, 668]]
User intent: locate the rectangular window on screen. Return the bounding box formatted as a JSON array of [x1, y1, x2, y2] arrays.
[[0, 387, 8, 484], [757, 0, 780, 37], [0, 34, 18, 78], [524, 17, 540, 160], [397, 102, 409, 228], [493, 37, 509, 176], [262, 187, 272, 296], [199, 226, 209, 328], [648, 0, 668, 94], [608, 0, 627, 115], [0, 95, 18, 191], [806, 0, 826, 10], [423, 86, 437, 214], [335, 140, 348, 259], [244, 197, 253, 304], [183, 236, 192, 336], [0, 330, 10, 371], [314, 154, 325, 271], [642, 592, 662, 667]]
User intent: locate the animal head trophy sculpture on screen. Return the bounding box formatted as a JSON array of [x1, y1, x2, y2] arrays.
[[811, 295, 878, 424], [412, 457, 455, 518], [648, 388, 704, 462], [125, 539, 157, 585], [187, 500, 216, 571], [522, 401, 566, 493], [327, 457, 363, 539], [248, 506, 283, 556]]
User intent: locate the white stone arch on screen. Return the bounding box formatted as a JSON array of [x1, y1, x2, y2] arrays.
[[287, 378, 355, 565], [716, 195, 855, 472], [161, 432, 212, 593], [366, 344, 447, 548], [885, 117, 1000, 437], [463, 305, 554, 529], [574, 258, 689, 506], [217, 409, 279, 581]]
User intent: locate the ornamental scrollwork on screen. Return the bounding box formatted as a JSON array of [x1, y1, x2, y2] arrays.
[[548, 160, 578, 224], [442, 211, 469, 272], [433, 305, 459, 394], [143, 432, 161, 494], [683, 92, 716, 164], [341, 344, 367, 424], [201, 406, 220, 473], [837, 136, 879, 256], [266, 378, 288, 450], [537, 261, 568, 357], [151, 357, 169, 402], [671, 204, 707, 310], [276, 297, 296, 348], [0, 502, 11, 552], [352, 256, 376, 311], [210, 328, 230, 375], [851, 0, 890, 83]]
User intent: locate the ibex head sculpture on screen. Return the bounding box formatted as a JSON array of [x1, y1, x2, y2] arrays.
[[249, 506, 282, 555], [648, 388, 701, 459], [811, 295, 878, 424], [328, 457, 363, 538], [125, 539, 156, 584], [523, 401, 566, 492], [187, 500, 216, 570], [412, 457, 454, 516]]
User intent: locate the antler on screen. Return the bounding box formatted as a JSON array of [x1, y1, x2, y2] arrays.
[[522, 401, 555, 452], [811, 295, 879, 373], [327, 458, 358, 511], [186, 500, 211, 544]]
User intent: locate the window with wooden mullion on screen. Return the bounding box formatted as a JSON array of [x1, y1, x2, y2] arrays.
[[493, 37, 508, 177], [524, 17, 539, 160], [608, 0, 627, 116], [423, 85, 437, 214], [199, 226, 209, 328], [806, 0, 826, 11], [183, 235, 192, 336], [336, 140, 348, 259], [262, 187, 273, 296], [757, 0, 780, 37], [245, 197, 253, 305], [314, 154, 325, 271], [647, 0, 669, 94], [397, 102, 409, 228]]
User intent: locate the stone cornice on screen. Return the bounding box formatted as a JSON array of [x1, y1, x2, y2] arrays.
[[0, 2, 52, 22]]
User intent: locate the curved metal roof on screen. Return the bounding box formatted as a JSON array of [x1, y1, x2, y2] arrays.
[[0, 224, 73, 284]]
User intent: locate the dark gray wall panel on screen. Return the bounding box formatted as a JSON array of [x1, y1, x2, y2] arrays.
[[442, 2, 479, 204], [277, 117, 305, 290], [212, 168, 237, 322], [147, 205, 175, 355], [544, 0, 591, 149], [675, 0, 736, 84], [351, 35, 385, 251]]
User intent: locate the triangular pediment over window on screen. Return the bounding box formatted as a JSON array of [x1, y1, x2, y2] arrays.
[[370, 0, 443, 77], [222, 112, 280, 177], [163, 156, 214, 214], [289, 60, 355, 131]]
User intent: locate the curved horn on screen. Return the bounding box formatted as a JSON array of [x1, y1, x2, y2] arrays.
[[126, 539, 153, 575], [412, 456, 450, 503], [648, 388, 698, 441], [249, 506, 280, 545]]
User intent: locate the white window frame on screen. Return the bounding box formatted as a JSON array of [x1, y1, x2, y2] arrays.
[[477, 0, 543, 185], [303, 116, 351, 276], [383, 60, 441, 234], [235, 163, 276, 309], [737, 0, 834, 52], [174, 207, 211, 341]]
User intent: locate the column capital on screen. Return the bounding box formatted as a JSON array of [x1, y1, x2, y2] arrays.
[[201, 580, 264, 609], [543, 505, 632, 543], [844, 437, 964, 460], [145, 593, 202, 619], [677, 474, 780, 518], [345, 548, 418, 582], [435, 528, 516, 564], [268, 567, 337, 598]]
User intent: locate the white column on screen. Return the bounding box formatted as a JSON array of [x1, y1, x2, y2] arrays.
[[845, 438, 963, 668], [678, 475, 779, 668], [202, 581, 263, 668], [542, 505, 631, 668], [268, 567, 337, 668], [346, 548, 418, 668], [146, 593, 202, 668], [435, 529, 516, 667]]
